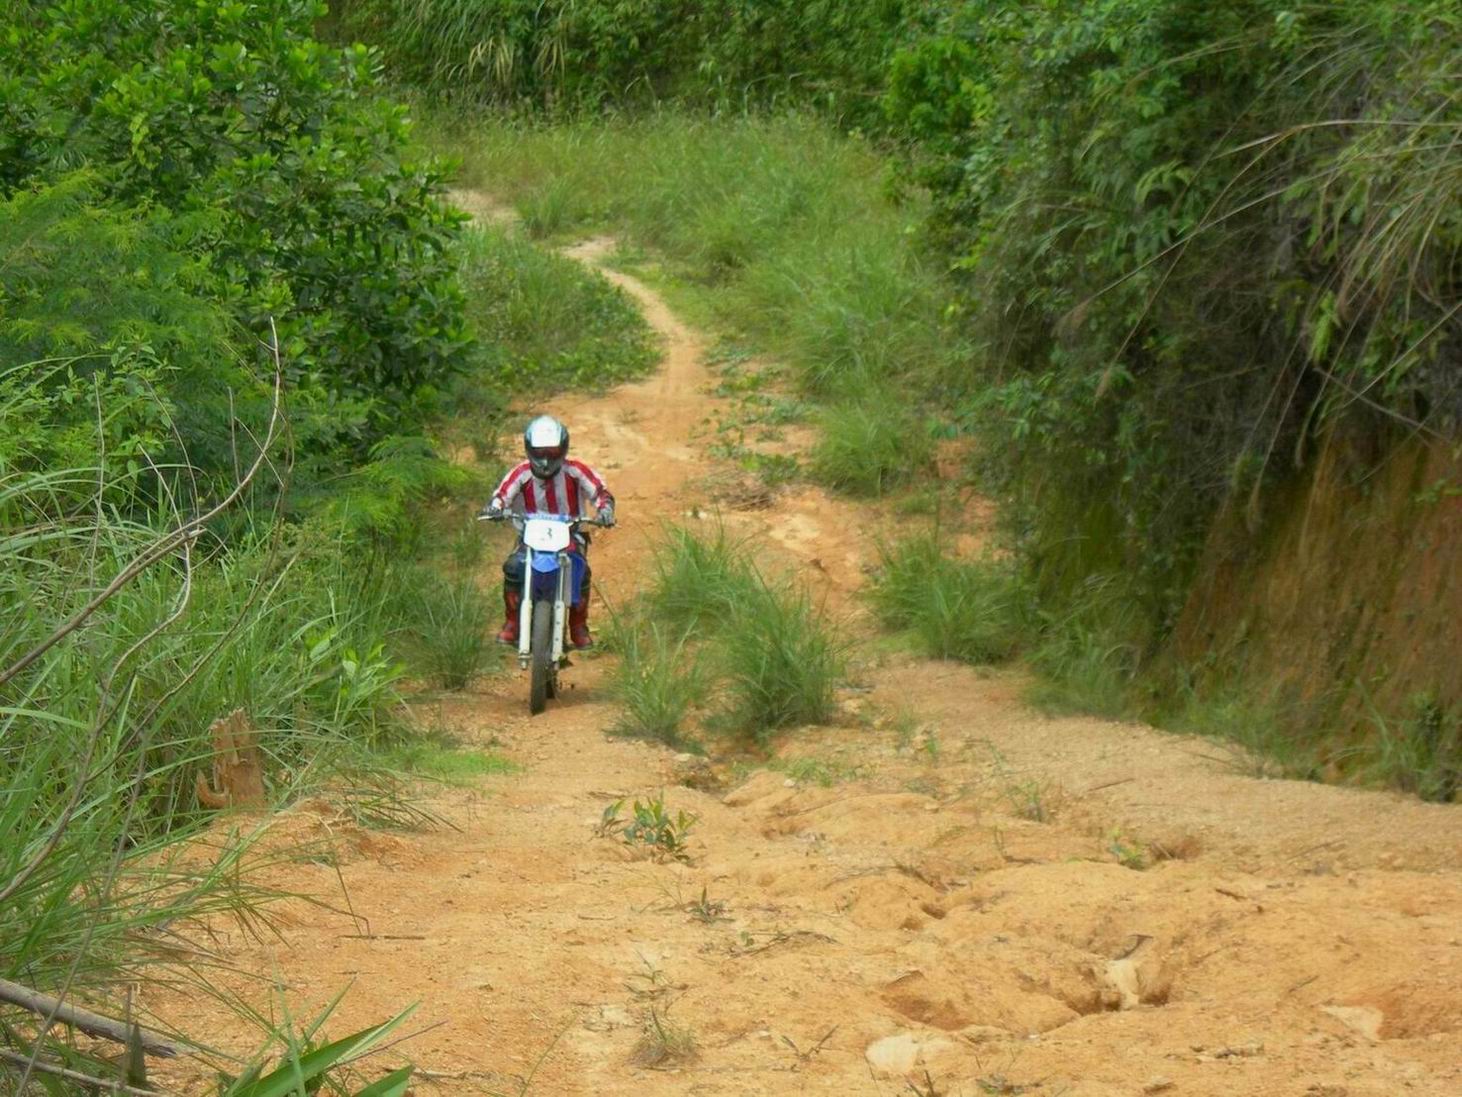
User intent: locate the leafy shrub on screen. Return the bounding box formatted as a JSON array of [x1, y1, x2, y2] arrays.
[[1, 0, 471, 496], [883, 0, 1462, 640], [870, 534, 1029, 664]]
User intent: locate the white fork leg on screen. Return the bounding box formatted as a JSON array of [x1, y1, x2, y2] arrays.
[[518, 548, 533, 665], [551, 552, 569, 663]]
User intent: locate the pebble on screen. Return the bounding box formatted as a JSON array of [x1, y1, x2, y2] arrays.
[[1143, 1080, 1174, 1095]]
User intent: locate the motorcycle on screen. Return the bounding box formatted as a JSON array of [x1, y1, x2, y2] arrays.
[[478, 511, 609, 715]]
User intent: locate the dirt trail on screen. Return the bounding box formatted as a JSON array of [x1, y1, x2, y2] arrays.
[[150, 209, 1461, 1097]]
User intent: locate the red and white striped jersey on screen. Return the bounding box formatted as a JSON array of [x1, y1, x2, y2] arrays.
[[491, 459, 613, 517]]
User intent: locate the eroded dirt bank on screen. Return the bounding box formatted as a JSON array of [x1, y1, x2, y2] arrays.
[[148, 216, 1461, 1097]]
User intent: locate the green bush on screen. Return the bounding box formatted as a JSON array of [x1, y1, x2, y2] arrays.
[[1, 0, 471, 497], [883, 0, 1462, 641], [870, 534, 1029, 664]]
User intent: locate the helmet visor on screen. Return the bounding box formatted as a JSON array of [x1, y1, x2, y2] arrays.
[[527, 443, 566, 461]]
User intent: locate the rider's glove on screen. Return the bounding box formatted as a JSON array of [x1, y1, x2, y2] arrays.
[[598, 502, 616, 528], [480, 499, 505, 521]]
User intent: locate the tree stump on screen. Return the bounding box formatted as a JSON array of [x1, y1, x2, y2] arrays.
[[195, 708, 266, 809]]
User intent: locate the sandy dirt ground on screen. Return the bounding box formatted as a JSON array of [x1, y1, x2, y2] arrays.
[[145, 201, 1462, 1097]]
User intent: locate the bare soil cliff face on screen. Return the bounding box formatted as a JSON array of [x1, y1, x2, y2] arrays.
[[1175, 422, 1461, 751]]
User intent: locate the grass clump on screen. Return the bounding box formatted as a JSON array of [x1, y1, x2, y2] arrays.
[[610, 620, 708, 750], [1364, 694, 1459, 803], [617, 526, 844, 746], [644, 524, 761, 636], [871, 533, 1029, 664], [719, 581, 842, 740], [811, 395, 933, 497], [392, 567, 494, 690]]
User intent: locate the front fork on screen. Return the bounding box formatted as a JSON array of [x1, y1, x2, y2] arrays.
[[517, 548, 572, 668]]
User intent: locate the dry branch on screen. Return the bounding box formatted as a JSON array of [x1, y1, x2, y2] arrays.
[[0, 977, 181, 1057], [0, 1048, 164, 1096]]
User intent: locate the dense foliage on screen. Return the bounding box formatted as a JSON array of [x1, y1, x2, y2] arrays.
[[2, 0, 471, 503], [331, 0, 927, 119], [883, 0, 1461, 637]]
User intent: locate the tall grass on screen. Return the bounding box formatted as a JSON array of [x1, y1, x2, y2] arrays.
[[422, 113, 960, 400], [617, 525, 844, 745], [609, 619, 707, 750], [719, 580, 842, 740], [811, 394, 933, 497], [458, 223, 659, 395], [0, 388, 439, 1082]]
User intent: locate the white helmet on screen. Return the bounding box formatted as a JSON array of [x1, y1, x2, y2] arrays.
[[523, 415, 569, 479]]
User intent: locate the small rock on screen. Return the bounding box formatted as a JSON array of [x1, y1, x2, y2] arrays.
[[865, 1034, 920, 1075], [1213, 1040, 1264, 1059], [784, 778, 797, 788], [1143, 1080, 1174, 1094]]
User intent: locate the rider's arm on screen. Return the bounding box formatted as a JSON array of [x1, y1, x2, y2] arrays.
[[491, 461, 533, 510], [566, 459, 614, 513]]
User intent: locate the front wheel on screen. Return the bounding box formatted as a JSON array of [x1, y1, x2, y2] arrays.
[[529, 600, 555, 715]]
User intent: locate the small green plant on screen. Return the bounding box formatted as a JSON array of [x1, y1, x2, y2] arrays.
[[1107, 829, 1147, 871], [1003, 779, 1052, 823], [218, 994, 418, 1097], [774, 756, 860, 787], [685, 885, 729, 924], [630, 1006, 697, 1069], [891, 707, 922, 752], [598, 794, 698, 862]]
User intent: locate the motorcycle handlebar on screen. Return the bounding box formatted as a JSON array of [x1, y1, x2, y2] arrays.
[[476, 511, 613, 528]]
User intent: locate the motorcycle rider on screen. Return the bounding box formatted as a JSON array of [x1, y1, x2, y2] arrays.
[[479, 414, 615, 649]]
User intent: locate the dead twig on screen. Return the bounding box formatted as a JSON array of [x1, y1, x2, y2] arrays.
[[0, 977, 181, 1057], [0, 1048, 164, 1096]]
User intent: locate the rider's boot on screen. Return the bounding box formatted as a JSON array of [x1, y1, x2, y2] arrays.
[[569, 587, 593, 649], [497, 589, 522, 646]]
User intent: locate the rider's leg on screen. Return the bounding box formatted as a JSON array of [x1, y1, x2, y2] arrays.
[[498, 548, 526, 645], [569, 553, 594, 649]]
